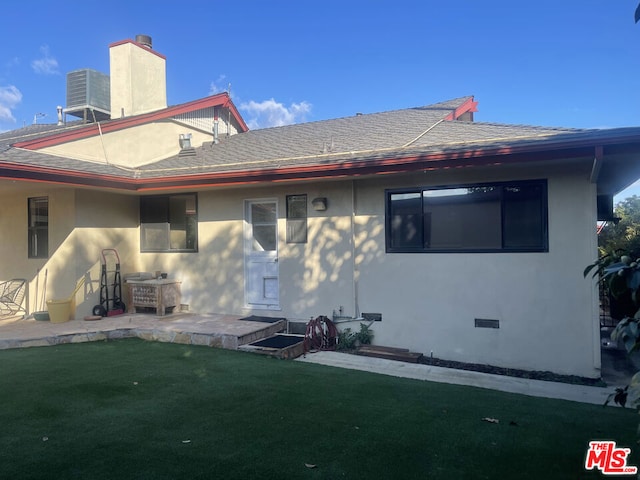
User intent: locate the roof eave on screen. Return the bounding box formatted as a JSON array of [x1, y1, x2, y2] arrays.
[[4, 128, 640, 193], [13, 93, 248, 150]]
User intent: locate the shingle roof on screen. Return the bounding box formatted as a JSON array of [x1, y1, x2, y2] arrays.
[[134, 100, 580, 178], [0, 122, 84, 153], [1, 95, 639, 190]]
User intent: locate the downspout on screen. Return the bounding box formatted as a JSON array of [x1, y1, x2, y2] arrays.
[[213, 107, 219, 144], [351, 179, 360, 318], [589, 145, 603, 183], [333, 180, 363, 324], [590, 146, 603, 376]]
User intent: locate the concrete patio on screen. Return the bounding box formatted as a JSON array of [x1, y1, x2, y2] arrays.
[[0, 312, 286, 350]]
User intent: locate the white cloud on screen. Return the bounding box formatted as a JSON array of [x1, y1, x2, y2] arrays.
[[239, 98, 312, 129], [31, 45, 59, 75], [0, 85, 22, 123], [209, 75, 228, 95]]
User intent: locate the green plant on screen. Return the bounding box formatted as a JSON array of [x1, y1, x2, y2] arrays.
[[337, 327, 356, 350], [356, 322, 374, 345], [336, 323, 374, 350], [585, 253, 640, 410]]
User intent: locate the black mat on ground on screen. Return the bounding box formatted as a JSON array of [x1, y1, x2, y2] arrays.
[[238, 315, 286, 323], [251, 335, 303, 348]]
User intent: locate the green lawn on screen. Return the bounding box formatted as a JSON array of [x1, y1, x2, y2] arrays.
[[0, 339, 637, 479]]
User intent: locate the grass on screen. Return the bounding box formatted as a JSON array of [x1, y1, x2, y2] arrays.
[[0, 339, 638, 480]]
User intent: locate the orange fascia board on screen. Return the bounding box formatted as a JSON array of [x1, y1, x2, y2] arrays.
[[14, 93, 248, 150], [444, 96, 479, 121]]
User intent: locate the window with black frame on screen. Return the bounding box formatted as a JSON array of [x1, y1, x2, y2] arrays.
[[286, 194, 308, 244], [140, 194, 198, 252], [28, 197, 48, 258], [386, 180, 548, 253]]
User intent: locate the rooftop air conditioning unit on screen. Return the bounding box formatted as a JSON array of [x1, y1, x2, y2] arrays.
[[64, 69, 111, 122]]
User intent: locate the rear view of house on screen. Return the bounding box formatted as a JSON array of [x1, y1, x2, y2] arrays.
[[3, 34, 640, 379]]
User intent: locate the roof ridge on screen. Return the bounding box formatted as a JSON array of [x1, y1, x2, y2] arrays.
[[246, 96, 475, 132]]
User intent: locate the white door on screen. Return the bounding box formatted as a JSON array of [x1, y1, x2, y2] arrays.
[[244, 200, 279, 309]]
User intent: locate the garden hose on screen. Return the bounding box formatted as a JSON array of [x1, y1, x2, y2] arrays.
[[304, 315, 338, 352]]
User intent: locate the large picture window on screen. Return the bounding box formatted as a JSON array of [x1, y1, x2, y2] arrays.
[[386, 180, 548, 253], [28, 197, 48, 258], [140, 194, 198, 252]]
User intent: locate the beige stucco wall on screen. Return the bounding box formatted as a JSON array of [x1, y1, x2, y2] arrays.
[[352, 164, 599, 378], [0, 186, 139, 318], [70, 190, 140, 317], [0, 186, 76, 314], [40, 120, 212, 167], [109, 42, 166, 117], [133, 183, 357, 317], [130, 162, 599, 377], [0, 158, 600, 377]]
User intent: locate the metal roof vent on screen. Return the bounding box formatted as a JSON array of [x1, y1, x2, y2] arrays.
[[178, 133, 196, 157], [63, 69, 111, 122], [135, 34, 152, 48]]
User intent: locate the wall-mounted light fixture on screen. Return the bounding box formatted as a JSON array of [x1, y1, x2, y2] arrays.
[[312, 197, 328, 211], [179, 133, 192, 149]]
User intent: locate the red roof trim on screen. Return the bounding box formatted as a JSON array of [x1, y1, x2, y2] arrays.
[[0, 164, 139, 190], [444, 96, 479, 121], [135, 147, 590, 191], [108, 39, 167, 60], [0, 140, 603, 193], [14, 93, 248, 150], [6, 128, 640, 193]]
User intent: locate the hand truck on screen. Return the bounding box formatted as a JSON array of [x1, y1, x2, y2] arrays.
[[92, 249, 126, 316]]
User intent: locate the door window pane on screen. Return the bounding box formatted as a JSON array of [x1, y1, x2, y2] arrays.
[[252, 225, 277, 251], [251, 202, 277, 251], [251, 203, 276, 223]]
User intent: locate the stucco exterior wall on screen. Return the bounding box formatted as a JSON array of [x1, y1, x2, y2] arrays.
[[0, 158, 600, 377], [0, 187, 139, 318], [71, 190, 140, 318], [134, 183, 357, 317], [0, 186, 76, 314], [109, 42, 167, 117], [352, 164, 599, 378], [41, 120, 212, 167], [129, 161, 599, 377]]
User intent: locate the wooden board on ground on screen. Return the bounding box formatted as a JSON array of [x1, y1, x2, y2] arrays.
[[357, 345, 424, 363]]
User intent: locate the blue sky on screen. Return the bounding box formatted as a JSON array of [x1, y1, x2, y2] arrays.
[[2, 1, 640, 197]]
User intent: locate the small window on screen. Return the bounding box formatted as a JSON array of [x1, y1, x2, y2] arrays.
[[28, 197, 49, 258], [286, 194, 307, 244], [140, 194, 197, 252], [386, 180, 548, 253]]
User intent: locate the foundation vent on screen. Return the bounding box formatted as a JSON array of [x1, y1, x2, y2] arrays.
[[474, 318, 500, 329]]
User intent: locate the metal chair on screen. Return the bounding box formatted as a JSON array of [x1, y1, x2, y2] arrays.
[[0, 279, 27, 319]]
